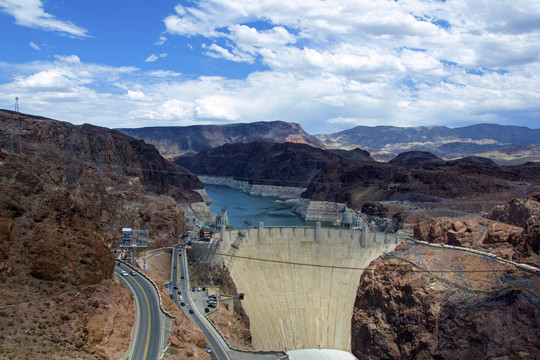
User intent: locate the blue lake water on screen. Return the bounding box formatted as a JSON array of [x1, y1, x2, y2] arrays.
[[204, 184, 309, 227]]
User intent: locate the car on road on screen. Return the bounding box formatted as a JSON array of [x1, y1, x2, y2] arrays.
[[120, 271, 128, 276], [180, 302, 185, 306], [206, 345, 212, 353], [177, 290, 182, 294], [179, 296, 183, 301], [181, 275, 184, 279], [189, 309, 194, 314], [130, 271, 136, 276], [170, 294, 174, 299], [173, 286, 178, 290]]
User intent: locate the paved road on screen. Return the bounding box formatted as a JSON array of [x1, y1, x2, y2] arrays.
[[170, 246, 285, 360], [171, 246, 231, 359], [115, 263, 162, 360]]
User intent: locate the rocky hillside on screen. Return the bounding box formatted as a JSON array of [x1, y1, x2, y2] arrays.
[[414, 194, 540, 266], [175, 141, 343, 187], [119, 121, 325, 159], [316, 123, 540, 164], [388, 151, 445, 165], [0, 109, 203, 282], [0, 110, 206, 358], [351, 243, 540, 360], [301, 158, 540, 210]]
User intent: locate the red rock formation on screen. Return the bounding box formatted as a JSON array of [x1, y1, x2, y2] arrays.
[[414, 195, 540, 265], [351, 255, 540, 360]]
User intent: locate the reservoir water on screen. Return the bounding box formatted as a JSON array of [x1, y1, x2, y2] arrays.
[[204, 184, 309, 227]]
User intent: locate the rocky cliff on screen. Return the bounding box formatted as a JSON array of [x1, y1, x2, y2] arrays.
[[0, 110, 204, 284], [0, 110, 207, 358], [301, 159, 511, 210], [351, 247, 540, 360], [119, 120, 325, 159], [176, 141, 342, 187]]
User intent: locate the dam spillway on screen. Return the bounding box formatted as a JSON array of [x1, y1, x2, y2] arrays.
[[211, 223, 401, 351]]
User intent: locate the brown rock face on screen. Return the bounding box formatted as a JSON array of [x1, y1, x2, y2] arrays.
[[351, 252, 540, 360], [0, 110, 203, 285], [414, 195, 540, 265]]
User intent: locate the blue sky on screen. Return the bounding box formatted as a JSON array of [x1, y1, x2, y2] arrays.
[[0, 0, 539, 134]]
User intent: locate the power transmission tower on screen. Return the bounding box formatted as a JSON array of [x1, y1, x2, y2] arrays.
[[223, 230, 246, 271], [14, 97, 19, 112]]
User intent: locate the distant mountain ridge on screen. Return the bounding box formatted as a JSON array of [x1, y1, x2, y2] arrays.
[[118, 121, 324, 159], [315, 124, 540, 164]]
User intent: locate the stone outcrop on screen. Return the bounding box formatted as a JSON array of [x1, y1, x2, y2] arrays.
[[414, 195, 540, 265], [351, 247, 540, 360]]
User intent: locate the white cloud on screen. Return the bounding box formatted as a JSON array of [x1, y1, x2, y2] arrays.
[[202, 43, 254, 63], [155, 35, 167, 46], [145, 54, 158, 63], [145, 53, 167, 63], [0, 0, 88, 37], [1, 1, 540, 132], [29, 41, 40, 50]]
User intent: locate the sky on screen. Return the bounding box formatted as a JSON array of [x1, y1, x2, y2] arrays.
[[0, 0, 539, 134]]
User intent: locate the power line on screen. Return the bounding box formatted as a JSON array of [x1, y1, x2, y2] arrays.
[[189, 247, 515, 273]]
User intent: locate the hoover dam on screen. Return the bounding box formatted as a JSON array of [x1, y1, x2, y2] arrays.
[[202, 223, 401, 352]]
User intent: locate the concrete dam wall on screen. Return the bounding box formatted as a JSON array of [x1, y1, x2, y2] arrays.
[[214, 224, 401, 351]]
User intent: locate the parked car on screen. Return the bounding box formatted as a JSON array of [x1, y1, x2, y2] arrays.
[[204, 308, 209, 313], [208, 303, 216, 308], [197, 287, 201, 292], [192, 287, 196, 292]]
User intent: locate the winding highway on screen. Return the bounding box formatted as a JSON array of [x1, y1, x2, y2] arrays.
[[171, 246, 231, 359], [115, 262, 163, 360]]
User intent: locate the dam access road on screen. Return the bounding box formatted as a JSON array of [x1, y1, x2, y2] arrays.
[[170, 245, 286, 360], [115, 262, 164, 360]]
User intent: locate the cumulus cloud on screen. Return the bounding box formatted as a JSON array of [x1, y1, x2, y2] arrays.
[[29, 41, 40, 50], [1, 1, 540, 132], [0, 0, 88, 37]]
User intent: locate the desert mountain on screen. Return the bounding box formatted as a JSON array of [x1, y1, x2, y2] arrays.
[[175, 141, 344, 187], [118, 121, 325, 159], [316, 123, 540, 164]]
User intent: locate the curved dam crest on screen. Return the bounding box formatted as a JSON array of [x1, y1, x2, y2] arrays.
[[211, 223, 401, 351]]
